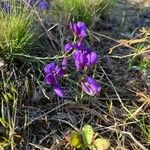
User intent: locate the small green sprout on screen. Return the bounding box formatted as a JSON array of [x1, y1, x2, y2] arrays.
[[66, 124, 110, 149]]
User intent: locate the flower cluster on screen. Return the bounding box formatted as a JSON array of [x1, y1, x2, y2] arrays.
[[44, 22, 101, 97], [28, 0, 49, 11], [1, 0, 49, 12], [70, 22, 87, 39], [44, 63, 64, 97]]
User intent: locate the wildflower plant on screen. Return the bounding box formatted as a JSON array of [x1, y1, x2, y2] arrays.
[[44, 22, 101, 98]]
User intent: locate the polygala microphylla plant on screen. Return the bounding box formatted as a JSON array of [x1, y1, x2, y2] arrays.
[[44, 22, 101, 97], [44, 63, 65, 97]]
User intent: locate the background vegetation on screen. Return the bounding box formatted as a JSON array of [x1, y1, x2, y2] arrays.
[[51, 0, 117, 24]]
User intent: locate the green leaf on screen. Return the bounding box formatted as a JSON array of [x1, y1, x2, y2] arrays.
[[82, 124, 94, 146], [92, 138, 110, 150]]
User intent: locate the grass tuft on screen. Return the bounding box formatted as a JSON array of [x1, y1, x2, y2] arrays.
[[51, 0, 117, 24], [0, 0, 36, 57]]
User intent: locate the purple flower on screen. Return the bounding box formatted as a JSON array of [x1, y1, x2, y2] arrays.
[[70, 22, 87, 39], [75, 42, 86, 50], [81, 77, 101, 96], [44, 63, 64, 78], [73, 47, 97, 71], [2, 2, 11, 13], [38, 0, 49, 11], [73, 50, 88, 71], [62, 57, 68, 70], [64, 41, 86, 53], [44, 62, 55, 75], [86, 51, 98, 66], [44, 63, 64, 97], [64, 42, 74, 52], [53, 84, 64, 97], [45, 74, 56, 85], [27, 0, 34, 7]]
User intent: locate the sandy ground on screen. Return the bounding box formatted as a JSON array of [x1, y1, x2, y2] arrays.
[[113, 0, 150, 34]]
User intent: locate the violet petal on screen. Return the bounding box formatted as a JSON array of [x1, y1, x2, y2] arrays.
[[53, 85, 64, 97], [64, 42, 74, 52], [45, 74, 56, 85]]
